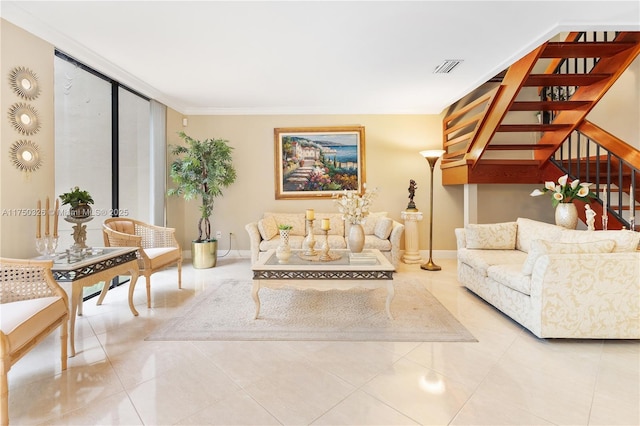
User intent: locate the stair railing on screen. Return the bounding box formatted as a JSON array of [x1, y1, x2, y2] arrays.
[[550, 121, 639, 230], [540, 31, 620, 124]]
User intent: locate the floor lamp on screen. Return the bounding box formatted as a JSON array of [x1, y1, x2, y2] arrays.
[[420, 149, 445, 271]]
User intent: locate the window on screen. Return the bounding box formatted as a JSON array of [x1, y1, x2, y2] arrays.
[[54, 51, 166, 298]]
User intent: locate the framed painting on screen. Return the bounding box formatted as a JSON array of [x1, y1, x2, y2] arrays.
[[274, 126, 366, 199]]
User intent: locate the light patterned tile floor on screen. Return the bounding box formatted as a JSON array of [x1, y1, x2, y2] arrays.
[[6, 256, 639, 425]]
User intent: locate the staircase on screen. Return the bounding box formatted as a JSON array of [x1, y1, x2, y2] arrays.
[[441, 31, 640, 230]]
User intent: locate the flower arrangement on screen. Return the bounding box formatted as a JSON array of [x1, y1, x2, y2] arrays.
[[530, 174, 594, 207], [278, 224, 293, 231], [334, 185, 379, 224]]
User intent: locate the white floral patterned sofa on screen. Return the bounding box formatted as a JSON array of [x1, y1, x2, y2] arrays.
[[455, 217, 640, 339], [245, 212, 404, 267]]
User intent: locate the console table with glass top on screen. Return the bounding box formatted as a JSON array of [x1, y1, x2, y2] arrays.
[[251, 249, 395, 320], [47, 247, 139, 356]]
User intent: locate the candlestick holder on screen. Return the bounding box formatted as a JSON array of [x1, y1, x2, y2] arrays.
[[318, 228, 341, 261], [602, 214, 608, 231], [302, 219, 317, 256], [35, 236, 58, 258]]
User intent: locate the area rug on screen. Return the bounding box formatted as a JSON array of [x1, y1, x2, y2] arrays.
[[145, 277, 476, 342]]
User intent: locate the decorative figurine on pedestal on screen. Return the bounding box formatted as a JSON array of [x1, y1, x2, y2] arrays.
[[585, 204, 596, 231], [64, 216, 94, 249], [406, 179, 418, 211]]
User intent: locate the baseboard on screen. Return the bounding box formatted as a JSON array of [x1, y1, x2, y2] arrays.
[[181, 249, 457, 260], [181, 249, 251, 259]]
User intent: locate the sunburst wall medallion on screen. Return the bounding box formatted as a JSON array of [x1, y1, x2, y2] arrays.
[[8, 102, 41, 135], [9, 66, 41, 100], [9, 140, 42, 172]]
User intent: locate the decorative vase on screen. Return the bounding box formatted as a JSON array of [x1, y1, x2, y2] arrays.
[[276, 229, 292, 263], [555, 202, 578, 229], [348, 223, 365, 253]]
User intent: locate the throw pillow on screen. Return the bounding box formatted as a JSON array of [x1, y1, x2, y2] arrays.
[[521, 239, 616, 275], [559, 229, 640, 253], [362, 212, 388, 235], [465, 222, 517, 250], [515, 217, 564, 253], [257, 215, 278, 241], [374, 217, 393, 239]]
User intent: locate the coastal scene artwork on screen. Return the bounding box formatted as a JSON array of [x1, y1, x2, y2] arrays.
[[274, 126, 366, 199]]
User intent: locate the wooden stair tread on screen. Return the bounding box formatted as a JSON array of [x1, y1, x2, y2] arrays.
[[468, 159, 540, 165], [541, 41, 636, 58], [524, 73, 611, 86], [497, 124, 572, 132], [510, 101, 591, 111], [485, 144, 556, 150]]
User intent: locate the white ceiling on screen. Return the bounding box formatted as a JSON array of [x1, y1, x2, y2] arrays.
[[2, 1, 639, 115]]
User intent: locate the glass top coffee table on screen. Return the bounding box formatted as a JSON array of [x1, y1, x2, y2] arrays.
[[45, 247, 139, 356], [251, 249, 395, 320]]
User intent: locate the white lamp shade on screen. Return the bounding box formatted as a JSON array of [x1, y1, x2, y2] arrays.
[[420, 149, 445, 159]]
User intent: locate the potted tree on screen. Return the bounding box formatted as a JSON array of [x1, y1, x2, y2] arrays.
[[168, 131, 237, 268], [59, 186, 94, 218]]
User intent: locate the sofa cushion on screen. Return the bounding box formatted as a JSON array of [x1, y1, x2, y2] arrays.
[[364, 235, 392, 251], [487, 264, 532, 295], [311, 213, 345, 236], [559, 229, 640, 252], [457, 248, 528, 277], [263, 213, 306, 236], [374, 217, 393, 239], [466, 222, 517, 250], [362, 212, 388, 235], [259, 235, 346, 252], [521, 239, 616, 275], [257, 215, 278, 241], [516, 218, 563, 253]]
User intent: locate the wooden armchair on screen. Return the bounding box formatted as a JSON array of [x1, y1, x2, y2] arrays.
[[1, 258, 69, 426], [102, 218, 182, 308]]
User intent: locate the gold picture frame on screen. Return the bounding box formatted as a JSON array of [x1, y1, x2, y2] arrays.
[[274, 126, 366, 200]]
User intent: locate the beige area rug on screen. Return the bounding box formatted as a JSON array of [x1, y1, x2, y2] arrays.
[[145, 277, 476, 342]]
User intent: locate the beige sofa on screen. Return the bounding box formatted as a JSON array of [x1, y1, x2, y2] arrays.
[[245, 211, 404, 267], [456, 217, 640, 339]]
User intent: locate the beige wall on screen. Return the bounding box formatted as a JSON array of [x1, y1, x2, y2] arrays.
[[0, 19, 55, 258], [165, 114, 472, 251], [590, 56, 640, 148], [165, 108, 186, 245]]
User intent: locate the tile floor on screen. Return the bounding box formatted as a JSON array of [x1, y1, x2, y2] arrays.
[[6, 255, 639, 425]]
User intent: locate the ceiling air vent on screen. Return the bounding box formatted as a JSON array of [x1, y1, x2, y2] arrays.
[[433, 59, 463, 74]]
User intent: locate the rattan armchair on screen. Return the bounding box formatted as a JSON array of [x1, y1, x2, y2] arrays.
[[1, 258, 69, 426], [102, 218, 182, 308]]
